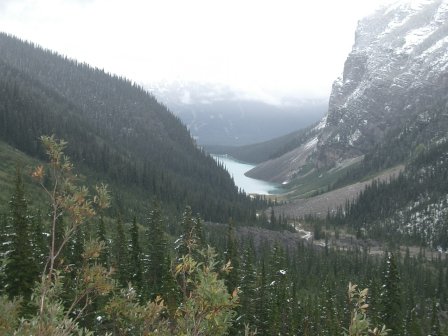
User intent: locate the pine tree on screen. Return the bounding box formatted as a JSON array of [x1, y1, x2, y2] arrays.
[[70, 226, 85, 269], [112, 214, 129, 288], [224, 219, 239, 293], [29, 210, 47, 272], [380, 252, 402, 335], [267, 243, 289, 335], [0, 211, 12, 292], [255, 258, 269, 334], [129, 216, 143, 295], [145, 200, 177, 310], [429, 301, 441, 336], [238, 239, 258, 331], [5, 168, 38, 301], [176, 206, 197, 258], [97, 214, 109, 267], [195, 214, 205, 248], [269, 208, 277, 228]]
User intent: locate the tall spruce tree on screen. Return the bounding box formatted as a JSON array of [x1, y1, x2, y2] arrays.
[[176, 206, 197, 258], [224, 219, 240, 293], [255, 258, 269, 335], [238, 239, 258, 331], [194, 214, 205, 249], [267, 243, 289, 335], [429, 300, 441, 336], [29, 210, 47, 272], [96, 214, 109, 267], [5, 168, 38, 300], [380, 252, 402, 335], [145, 200, 177, 309], [112, 214, 129, 288], [129, 216, 143, 295], [0, 213, 10, 292]]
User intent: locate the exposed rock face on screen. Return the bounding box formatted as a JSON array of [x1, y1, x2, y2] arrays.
[[318, 0, 448, 166], [248, 0, 448, 180]]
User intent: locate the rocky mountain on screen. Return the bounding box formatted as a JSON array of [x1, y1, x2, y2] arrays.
[[148, 81, 326, 146], [247, 0, 448, 183]]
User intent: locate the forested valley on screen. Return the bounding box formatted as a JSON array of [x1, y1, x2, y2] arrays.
[[0, 33, 447, 335]]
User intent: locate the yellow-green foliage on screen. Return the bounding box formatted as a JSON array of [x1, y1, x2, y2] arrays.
[[174, 246, 238, 336], [344, 283, 389, 336]]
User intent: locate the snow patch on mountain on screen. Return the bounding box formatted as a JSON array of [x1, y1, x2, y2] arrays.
[[314, 115, 327, 131], [304, 137, 318, 150], [315, 0, 448, 165], [348, 129, 362, 146]]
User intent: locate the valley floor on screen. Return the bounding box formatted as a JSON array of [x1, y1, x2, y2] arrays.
[[274, 165, 404, 219]]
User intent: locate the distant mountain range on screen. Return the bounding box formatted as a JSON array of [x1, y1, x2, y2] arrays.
[[148, 81, 327, 146]]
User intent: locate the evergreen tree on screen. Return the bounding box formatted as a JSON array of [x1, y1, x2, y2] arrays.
[[255, 258, 269, 335], [0, 212, 12, 293], [145, 201, 177, 310], [380, 252, 402, 335], [112, 214, 129, 288], [129, 216, 143, 295], [269, 207, 277, 229], [5, 168, 38, 301], [69, 226, 85, 269], [96, 214, 109, 267], [224, 219, 240, 293], [267, 243, 289, 335], [238, 239, 258, 331], [176, 206, 197, 258], [195, 214, 205, 248], [429, 301, 441, 336], [29, 210, 47, 272]]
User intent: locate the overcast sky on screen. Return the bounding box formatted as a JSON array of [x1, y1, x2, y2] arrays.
[[1, 0, 395, 100]]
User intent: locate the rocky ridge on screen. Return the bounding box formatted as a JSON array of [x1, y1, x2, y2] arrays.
[[248, 0, 448, 182]]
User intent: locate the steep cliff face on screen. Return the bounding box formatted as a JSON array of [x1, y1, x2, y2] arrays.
[[248, 0, 448, 182], [318, 0, 448, 166]]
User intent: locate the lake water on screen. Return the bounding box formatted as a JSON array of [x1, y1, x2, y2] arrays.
[[212, 154, 282, 195]]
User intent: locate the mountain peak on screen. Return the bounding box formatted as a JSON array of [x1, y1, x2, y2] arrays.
[[317, 0, 448, 166], [246, 0, 448, 182]]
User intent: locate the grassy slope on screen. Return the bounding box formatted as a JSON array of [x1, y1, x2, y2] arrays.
[[0, 141, 44, 211]]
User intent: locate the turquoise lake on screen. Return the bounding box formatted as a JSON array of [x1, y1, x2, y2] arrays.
[[212, 155, 282, 195]]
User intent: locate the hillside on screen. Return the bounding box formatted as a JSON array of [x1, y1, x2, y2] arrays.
[[328, 138, 448, 249], [0, 33, 261, 222], [0, 141, 44, 211], [205, 123, 320, 164]]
